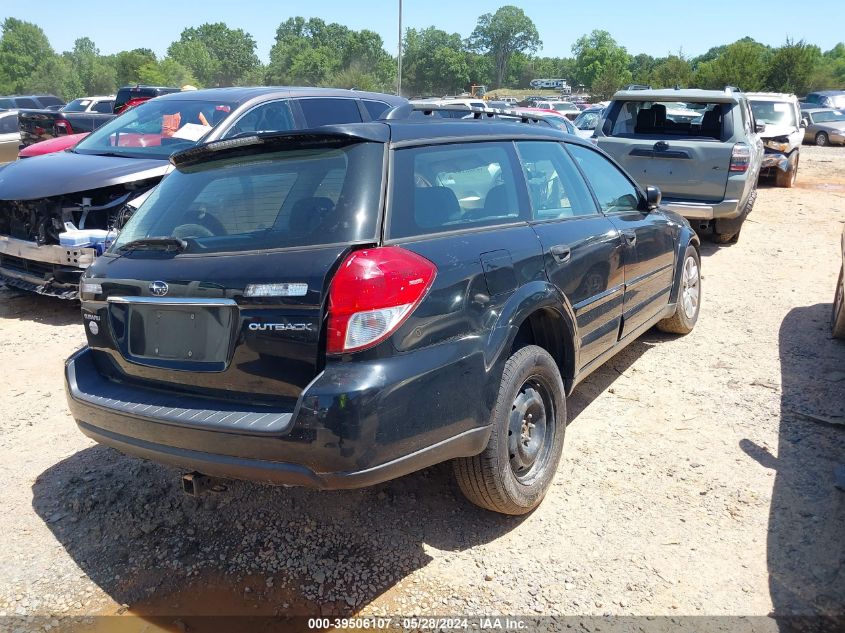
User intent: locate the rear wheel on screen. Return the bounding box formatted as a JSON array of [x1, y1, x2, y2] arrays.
[[453, 345, 566, 515], [816, 132, 829, 147], [832, 269, 845, 339], [657, 244, 701, 335], [712, 189, 755, 244], [775, 152, 798, 188]]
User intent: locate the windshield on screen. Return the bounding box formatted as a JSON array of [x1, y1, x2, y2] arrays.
[[750, 101, 797, 127], [811, 110, 845, 123], [73, 98, 235, 159], [573, 110, 601, 130], [62, 99, 91, 112], [110, 142, 384, 255]]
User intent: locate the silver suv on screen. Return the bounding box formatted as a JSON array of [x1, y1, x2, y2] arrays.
[[594, 88, 763, 243]]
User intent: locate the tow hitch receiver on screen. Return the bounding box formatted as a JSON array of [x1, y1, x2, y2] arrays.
[[181, 472, 227, 496]]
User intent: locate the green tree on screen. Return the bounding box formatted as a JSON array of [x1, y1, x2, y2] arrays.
[[629, 53, 656, 85], [113, 48, 157, 87], [650, 53, 692, 88], [168, 23, 258, 86], [693, 39, 769, 91], [766, 39, 822, 94], [467, 6, 541, 88], [402, 27, 469, 96], [67, 37, 116, 95], [267, 17, 393, 90], [572, 30, 632, 99], [137, 58, 197, 87], [28, 55, 82, 100], [0, 18, 54, 93]]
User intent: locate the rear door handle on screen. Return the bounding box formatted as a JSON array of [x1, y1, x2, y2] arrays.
[[622, 231, 637, 246], [550, 245, 571, 263]]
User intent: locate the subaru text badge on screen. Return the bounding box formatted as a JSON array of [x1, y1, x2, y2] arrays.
[[149, 281, 169, 297]]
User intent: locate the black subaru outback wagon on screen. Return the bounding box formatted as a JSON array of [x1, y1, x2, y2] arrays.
[[65, 119, 701, 515]]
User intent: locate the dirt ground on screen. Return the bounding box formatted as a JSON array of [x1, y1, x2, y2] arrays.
[[0, 146, 843, 631]]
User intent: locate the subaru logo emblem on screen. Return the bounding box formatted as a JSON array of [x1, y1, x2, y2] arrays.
[[149, 281, 169, 297]]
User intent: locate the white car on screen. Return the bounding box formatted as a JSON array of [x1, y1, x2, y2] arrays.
[[748, 92, 802, 188]]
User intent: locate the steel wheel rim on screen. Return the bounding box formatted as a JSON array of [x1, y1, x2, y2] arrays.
[[681, 256, 700, 320], [816, 133, 827, 146], [508, 377, 555, 483]]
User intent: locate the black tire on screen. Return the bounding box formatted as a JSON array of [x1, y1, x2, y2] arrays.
[[657, 244, 701, 335], [712, 189, 755, 244], [816, 132, 829, 147], [453, 345, 566, 515], [775, 152, 798, 188], [832, 268, 845, 339]]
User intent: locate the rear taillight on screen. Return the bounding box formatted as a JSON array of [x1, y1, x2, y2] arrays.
[[54, 120, 73, 136], [327, 246, 437, 354], [729, 143, 751, 172]]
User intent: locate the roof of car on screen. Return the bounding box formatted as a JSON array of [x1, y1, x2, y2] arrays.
[[154, 86, 407, 107], [172, 119, 588, 168], [612, 88, 743, 103], [746, 92, 798, 101], [808, 90, 845, 96], [803, 107, 841, 114]]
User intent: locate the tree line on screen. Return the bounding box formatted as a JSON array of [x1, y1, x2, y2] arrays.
[[0, 7, 843, 103]]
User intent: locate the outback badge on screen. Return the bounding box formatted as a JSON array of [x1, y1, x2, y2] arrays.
[[149, 281, 169, 297]]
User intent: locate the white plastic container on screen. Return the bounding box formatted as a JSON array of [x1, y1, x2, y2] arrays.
[[59, 229, 110, 248]]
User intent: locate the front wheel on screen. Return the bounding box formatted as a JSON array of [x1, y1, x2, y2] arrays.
[[832, 269, 845, 339], [775, 152, 798, 188], [657, 244, 701, 335], [816, 132, 829, 147], [453, 345, 566, 515]]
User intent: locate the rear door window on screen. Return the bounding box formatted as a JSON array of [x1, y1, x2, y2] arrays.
[[516, 141, 598, 220], [299, 98, 362, 127], [567, 144, 641, 214], [92, 100, 115, 113], [15, 98, 38, 109], [605, 100, 724, 140], [37, 96, 64, 107], [389, 142, 526, 239], [225, 100, 295, 137]]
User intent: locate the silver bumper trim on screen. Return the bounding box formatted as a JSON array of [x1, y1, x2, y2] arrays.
[[0, 235, 97, 267]]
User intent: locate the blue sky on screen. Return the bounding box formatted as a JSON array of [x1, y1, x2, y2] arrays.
[[3, 0, 843, 61]]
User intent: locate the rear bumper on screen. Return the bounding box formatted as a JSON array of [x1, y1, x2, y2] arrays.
[[65, 343, 492, 489], [662, 198, 741, 221]]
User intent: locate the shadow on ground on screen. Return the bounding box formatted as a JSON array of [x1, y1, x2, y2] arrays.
[[741, 303, 845, 620], [0, 285, 80, 326], [31, 329, 662, 629]]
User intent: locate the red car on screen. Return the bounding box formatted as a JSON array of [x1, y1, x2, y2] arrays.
[[18, 133, 89, 158]]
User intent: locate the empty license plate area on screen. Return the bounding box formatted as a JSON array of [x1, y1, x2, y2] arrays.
[[128, 304, 235, 363]]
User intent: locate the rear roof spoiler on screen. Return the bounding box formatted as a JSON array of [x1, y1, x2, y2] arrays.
[[171, 124, 390, 168]]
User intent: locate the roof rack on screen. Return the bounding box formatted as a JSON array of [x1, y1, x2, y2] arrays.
[[381, 103, 557, 126]]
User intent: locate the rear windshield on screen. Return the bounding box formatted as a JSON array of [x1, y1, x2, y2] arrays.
[[811, 109, 845, 123], [63, 99, 91, 112], [110, 142, 384, 255], [73, 98, 235, 159], [604, 100, 726, 140], [750, 100, 797, 127]]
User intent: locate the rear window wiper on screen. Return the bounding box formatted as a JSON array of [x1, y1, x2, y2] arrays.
[[114, 237, 187, 254]]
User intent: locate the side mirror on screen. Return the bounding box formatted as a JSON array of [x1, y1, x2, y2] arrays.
[[755, 122, 766, 133], [800, 118, 808, 128], [645, 185, 662, 210]]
